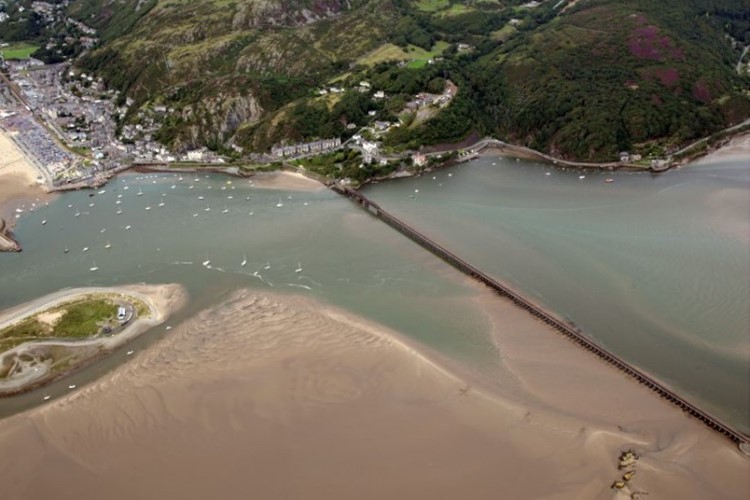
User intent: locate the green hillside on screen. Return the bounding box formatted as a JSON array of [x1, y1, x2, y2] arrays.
[[67, 0, 750, 160]]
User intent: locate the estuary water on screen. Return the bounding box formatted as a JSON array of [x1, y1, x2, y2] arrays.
[[364, 154, 750, 434], [0, 154, 748, 436]]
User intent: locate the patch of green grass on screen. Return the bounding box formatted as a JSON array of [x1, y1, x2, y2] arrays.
[[414, 0, 450, 12], [434, 4, 473, 17], [0, 43, 40, 60], [0, 318, 46, 340], [53, 299, 118, 338]]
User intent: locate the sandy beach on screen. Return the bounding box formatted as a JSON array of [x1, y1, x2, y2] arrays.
[[250, 170, 325, 191], [696, 132, 750, 164], [0, 286, 746, 500], [0, 130, 50, 227]]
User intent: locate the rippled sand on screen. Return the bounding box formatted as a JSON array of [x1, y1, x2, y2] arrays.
[[0, 290, 747, 499]]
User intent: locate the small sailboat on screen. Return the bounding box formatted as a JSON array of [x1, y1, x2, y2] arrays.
[[189, 185, 195, 190], [123, 186, 129, 191], [105, 241, 112, 249], [276, 198, 284, 208], [295, 262, 303, 273], [227, 195, 233, 200], [241, 254, 247, 267], [137, 188, 143, 196], [158, 197, 165, 207], [264, 261, 271, 270], [82, 247, 89, 252], [221, 205, 229, 214], [204, 205, 211, 212], [74, 211, 81, 217], [90, 261, 99, 272], [68, 384, 76, 389], [41, 219, 47, 225], [202, 258, 211, 267], [145, 205, 152, 211], [125, 225, 132, 230], [116, 209, 122, 215], [43, 395, 51, 401], [64, 248, 69, 254], [198, 195, 204, 200], [127, 350, 134, 356], [115, 200, 122, 205]]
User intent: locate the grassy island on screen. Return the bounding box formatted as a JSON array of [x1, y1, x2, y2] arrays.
[[0, 290, 157, 394]]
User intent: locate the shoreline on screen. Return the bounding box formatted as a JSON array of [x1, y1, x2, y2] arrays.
[[0, 284, 187, 396], [0, 130, 51, 246], [0, 289, 746, 499]]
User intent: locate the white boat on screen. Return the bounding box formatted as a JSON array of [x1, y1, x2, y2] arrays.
[[64, 248, 69, 253], [241, 255, 247, 267], [189, 185, 195, 190], [117, 194, 122, 198], [82, 247, 89, 252], [276, 198, 284, 208], [295, 262, 303, 273], [202, 259, 211, 267], [115, 200, 122, 205], [126, 350, 134, 355], [137, 188, 143, 196], [198, 195, 204, 200], [116, 210, 122, 215], [221, 206, 229, 214], [158, 197, 165, 207], [98, 189, 106, 194], [145, 206, 152, 211], [123, 186, 129, 190], [125, 225, 132, 230], [68, 384, 76, 389], [227, 195, 233, 199], [88, 202, 95, 207], [43, 395, 51, 401], [264, 262, 271, 270], [74, 212, 81, 217], [41, 219, 47, 225], [105, 241, 112, 249], [90, 261, 99, 272], [204, 206, 211, 212], [579, 175, 586, 180], [170, 185, 176, 189], [193, 213, 198, 217]]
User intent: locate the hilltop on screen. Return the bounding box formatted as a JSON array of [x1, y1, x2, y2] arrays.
[[21, 0, 750, 161]]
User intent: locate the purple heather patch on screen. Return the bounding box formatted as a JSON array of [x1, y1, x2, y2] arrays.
[[628, 24, 684, 61]]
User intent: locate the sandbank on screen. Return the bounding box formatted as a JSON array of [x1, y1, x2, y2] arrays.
[[0, 288, 746, 500], [0, 131, 50, 227], [250, 170, 325, 191], [695, 132, 750, 165]]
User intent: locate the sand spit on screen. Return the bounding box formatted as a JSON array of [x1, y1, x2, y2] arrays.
[[0, 289, 746, 500], [250, 170, 325, 191], [0, 284, 187, 395]]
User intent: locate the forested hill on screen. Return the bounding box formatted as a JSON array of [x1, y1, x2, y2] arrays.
[[65, 0, 750, 161]]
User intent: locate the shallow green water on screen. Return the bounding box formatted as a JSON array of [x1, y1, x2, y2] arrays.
[[364, 154, 750, 434], [1, 156, 748, 436], [0, 173, 498, 417]]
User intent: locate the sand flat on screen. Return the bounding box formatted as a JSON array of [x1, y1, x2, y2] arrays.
[[0, 289, 747, 500]]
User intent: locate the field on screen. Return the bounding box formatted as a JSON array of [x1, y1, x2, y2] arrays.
[[0, 43, 39, 60], [359, 41, 450, 68]]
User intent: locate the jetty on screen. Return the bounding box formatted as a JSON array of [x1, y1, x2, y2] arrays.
[[333, 185, 749, 447]]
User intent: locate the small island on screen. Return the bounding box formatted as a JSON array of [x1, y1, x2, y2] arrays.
[[0, 284, 185, 396]]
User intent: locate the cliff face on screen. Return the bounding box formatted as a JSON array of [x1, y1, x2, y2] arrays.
[[71, 0, 750, 160]]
